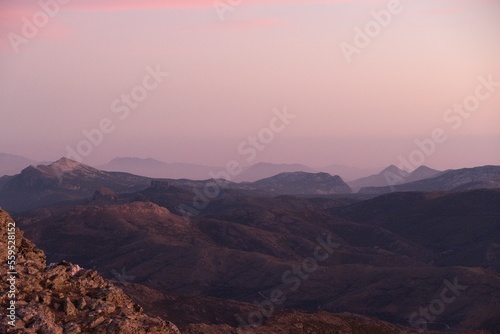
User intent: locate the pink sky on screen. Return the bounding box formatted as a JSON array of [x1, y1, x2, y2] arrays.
[[0, 0, 499, 169]]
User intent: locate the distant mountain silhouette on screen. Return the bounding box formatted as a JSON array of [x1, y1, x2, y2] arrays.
[[0, 153, 36, 176], [349, 165, 442, 191], [97, 157, 218, 180], [359, 165, 500, 194], [404, 165, 442, 183], [318, 164, 379, 181], [250, 171, 352, 195], [233, 162, 316, 182], [349, 165, 408, 191]]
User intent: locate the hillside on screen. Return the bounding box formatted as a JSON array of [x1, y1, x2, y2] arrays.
[[2, 207, 470, 333], [15, 188, 500, 332]]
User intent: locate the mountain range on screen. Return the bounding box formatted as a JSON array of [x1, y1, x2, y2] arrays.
[[97, 157, 218, 180], [2, 158, 500, 213], [233, 162, 316, 182], [97, 158, 378, 182], [348, 165, 442, 191], [0, 159, 356, 212], [2, 157, 500, 332], [359, 165, 500, 194], [319, 164, 380, 181], [0, 152, 446, 187], [0, 157, 151, 212]]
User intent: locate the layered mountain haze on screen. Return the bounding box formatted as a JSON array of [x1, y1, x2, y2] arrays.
[[97, 157, 218, 180], [96, 159, 379, 184], [0, 153, 36, 177], [319, 164, 380, 182], [348, 165, 442, 191], [359, 165, 500, 195], [348, 165, 409, 191], [404, 165, 443, 183], [233, 162, 316, 182]]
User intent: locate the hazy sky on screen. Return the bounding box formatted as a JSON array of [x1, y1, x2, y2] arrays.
[[1, 0, 499, 170]]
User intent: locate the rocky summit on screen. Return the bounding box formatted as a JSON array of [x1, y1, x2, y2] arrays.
[[0, 209, 180, 334]]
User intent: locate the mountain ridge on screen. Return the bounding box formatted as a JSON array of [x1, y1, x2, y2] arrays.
[[250, 171, 352, 194], [359, 165, 500, 194], [349, 165, 442, 191], [233, 162, 316, 182], [97, 157, 218, 180]]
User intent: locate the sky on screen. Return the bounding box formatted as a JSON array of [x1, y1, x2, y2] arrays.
[[0, 0, 499, 170]]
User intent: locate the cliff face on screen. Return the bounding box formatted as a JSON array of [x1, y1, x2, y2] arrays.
[[0, 209, 180, 334]]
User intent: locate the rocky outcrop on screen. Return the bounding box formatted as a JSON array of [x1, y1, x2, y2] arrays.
[[92, 187, 118, 203], [151, 180, 170, 189], [0, 209, 180, 334]]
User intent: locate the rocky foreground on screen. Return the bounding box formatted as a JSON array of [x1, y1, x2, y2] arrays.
[[0, 209, 180, 333]]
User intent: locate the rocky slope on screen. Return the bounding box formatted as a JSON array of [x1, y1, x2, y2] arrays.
[[0, 209, 180, 333]]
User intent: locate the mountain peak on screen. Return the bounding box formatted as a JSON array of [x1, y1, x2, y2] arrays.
[[381, 165, 407, 175], [412, 165, 437, 173], [49, 157, 92, 173], [16, 158, 99, 180]]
